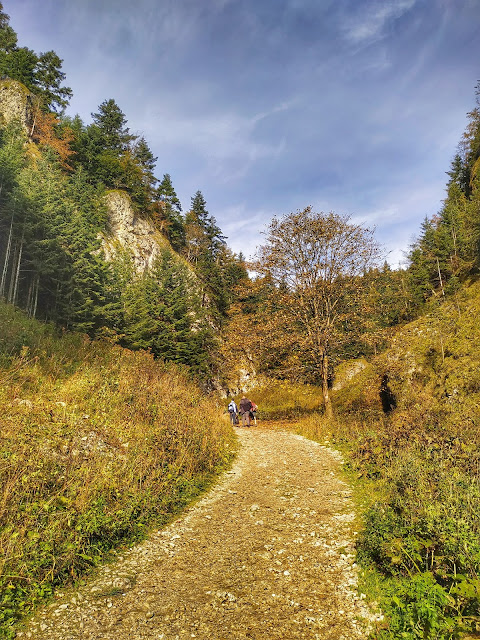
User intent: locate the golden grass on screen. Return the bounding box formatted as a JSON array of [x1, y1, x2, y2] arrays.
[[0, 303, 235, 637]]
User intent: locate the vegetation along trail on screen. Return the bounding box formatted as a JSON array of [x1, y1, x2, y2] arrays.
[[21, 424, 377, 640]]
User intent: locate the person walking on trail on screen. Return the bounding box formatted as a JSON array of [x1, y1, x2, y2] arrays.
[[227, 399, 239, 426], [250, 401, 258, 425], [239, 395, 253, 427]]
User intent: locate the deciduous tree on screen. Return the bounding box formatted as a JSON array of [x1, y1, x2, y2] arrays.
[[255, 207, 380, 417]]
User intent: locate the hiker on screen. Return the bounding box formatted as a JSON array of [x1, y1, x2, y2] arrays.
[[239, 395, 253, 427], [250, 401, 258, 425], [227, 399, 239, 425]]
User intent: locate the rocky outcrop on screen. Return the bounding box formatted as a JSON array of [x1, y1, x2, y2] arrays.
[[102, 190, 169, 273], [333, 358, 368, 391], [0, 79, 34, 132]]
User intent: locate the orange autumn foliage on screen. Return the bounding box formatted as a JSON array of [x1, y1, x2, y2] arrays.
[[31, 109, 75, 170]]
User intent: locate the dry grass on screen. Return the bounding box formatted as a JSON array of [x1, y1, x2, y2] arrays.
[[237, 377, 323, 420], [0, 303, 235, 638]]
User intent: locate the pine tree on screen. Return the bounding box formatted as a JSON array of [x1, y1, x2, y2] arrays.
[[184, 190, 229, 318], [91, 99, 135, 152], [33, 50, 72, 113], [156, 174, 185, 251], [122, 249, 215, 374], [126, 137, 158, 210], [0, 4, 71, 112]]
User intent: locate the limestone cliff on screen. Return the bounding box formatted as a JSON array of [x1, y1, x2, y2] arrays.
[[102, 190, 170, 273], [0, 79, 34, 132]]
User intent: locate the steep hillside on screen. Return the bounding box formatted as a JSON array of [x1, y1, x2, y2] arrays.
[[0, 302, 235, 638], [298, 282, 480, 639], [0, 77, 246, 378]]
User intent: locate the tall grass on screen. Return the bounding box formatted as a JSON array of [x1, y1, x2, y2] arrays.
[[296, 283, 480, 639], [0, 303, 235, 638]]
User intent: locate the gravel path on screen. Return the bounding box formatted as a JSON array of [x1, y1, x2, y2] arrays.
[[20, 426, 377, 639]]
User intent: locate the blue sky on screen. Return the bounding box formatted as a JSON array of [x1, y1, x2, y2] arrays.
[[5, 0, 480, 266]]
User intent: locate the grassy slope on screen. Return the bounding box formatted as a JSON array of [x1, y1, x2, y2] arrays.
[[0, 303, 235, 638], [296, 282, 480, 639], [232, 377, 324, 421]]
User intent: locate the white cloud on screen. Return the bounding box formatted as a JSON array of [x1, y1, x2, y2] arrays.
[[342, 0, 417, 45], [143, 101, 291, 184], [218, 204, 276, 259]]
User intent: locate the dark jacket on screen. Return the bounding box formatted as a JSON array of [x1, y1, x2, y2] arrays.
[[239, 398, 252, 413]]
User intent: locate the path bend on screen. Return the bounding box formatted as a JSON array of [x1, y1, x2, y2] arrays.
[[21, 427, 376, 640]]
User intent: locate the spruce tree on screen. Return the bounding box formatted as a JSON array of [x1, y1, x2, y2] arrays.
[[33, 50, 72, 113], [91, 99, 135, 152], [0, 4, 71, 112], [156, 174, 185, 251], [184, 190, 229, 319]]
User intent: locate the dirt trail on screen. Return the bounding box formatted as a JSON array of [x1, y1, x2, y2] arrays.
[[20, 426, 377, 640]]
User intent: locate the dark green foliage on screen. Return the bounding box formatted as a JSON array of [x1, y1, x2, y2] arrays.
[[0, 3, 71, 112], [184, 190, 233, 320], [0, 3, 16, 52], [0, 126, 113, 333], [67, 103, 159, 213], [156, 173, 185, 251], [33, 50, 73, 112], [0, 45, 37, 88], [122, 249, 216, 375], [408, 82, 480, 302], [91, 98, 135, 151]]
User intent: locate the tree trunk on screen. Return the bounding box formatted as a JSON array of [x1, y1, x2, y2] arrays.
[[32, 275, 39, 319], [321, 351, 333, 420], [0, 213, 13, 298], [26, 278, 33, 316], [7, 241, 18, 303], [12, 232, 24, 305]]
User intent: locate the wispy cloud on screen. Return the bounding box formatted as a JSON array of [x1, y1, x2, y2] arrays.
[[341, 0, 417, 45], [142, 101, 292, 184]]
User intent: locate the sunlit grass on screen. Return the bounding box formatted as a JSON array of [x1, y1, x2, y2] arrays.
[[0, 302, 236, 638], [236, 377, 323, 420]]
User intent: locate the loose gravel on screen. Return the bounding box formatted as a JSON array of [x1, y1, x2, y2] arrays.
[[19, 426, 379, 639]]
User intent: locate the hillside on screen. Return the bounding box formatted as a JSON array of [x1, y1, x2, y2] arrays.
[[0, 76, 247, 381], [0, 302, 235, 638], [297, 281, 480, 639]]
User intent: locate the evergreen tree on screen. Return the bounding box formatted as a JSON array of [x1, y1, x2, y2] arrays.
[[126, 137, 158, 210], [33, 50, 72, 113], [408, 82, 480, 299], [91, 99, 135, 152], [0, 3, 71, 112], [184, 190, 229, 318], [156, 173, 185, 251], [0, 2, 17, 52], [122, 249, 215, 375], [0, 44, 37, 87]]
